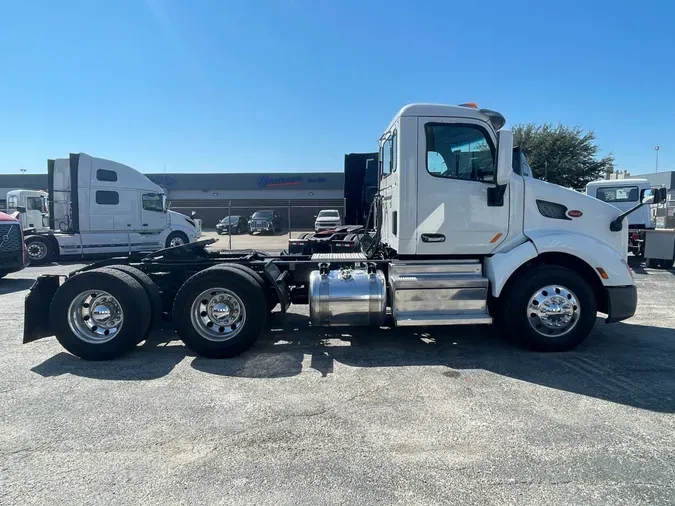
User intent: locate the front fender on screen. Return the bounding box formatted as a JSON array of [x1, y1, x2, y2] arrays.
[[167, 224, 199, 242], [527, 230, 633, 287], [485, 241, 538, 297]]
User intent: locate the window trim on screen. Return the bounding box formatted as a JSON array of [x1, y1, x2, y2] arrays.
[[96, 169, 118, 182], [424, 122, 496, 184], [595, 185, 640, 203], [380, 129, 397, 179], [95, 190, 120, 205]]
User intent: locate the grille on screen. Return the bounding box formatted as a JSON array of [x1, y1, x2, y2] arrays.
[[252, 220, 269, 228], [536, 200, 572, 221], [0, 223, 22, 252]]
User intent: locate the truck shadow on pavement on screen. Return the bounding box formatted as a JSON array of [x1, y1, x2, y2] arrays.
[[193, 313, 675, 413], [31, 313, 675, 413], [0, 278, 35, 295]]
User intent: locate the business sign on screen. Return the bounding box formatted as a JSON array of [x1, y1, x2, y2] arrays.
[[148, 175, 177, 187], [257, 175, 328, 189], [257, 175, 303, 188]]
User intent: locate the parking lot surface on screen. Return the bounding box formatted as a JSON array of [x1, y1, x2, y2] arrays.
[[1, 260, 675, 505]]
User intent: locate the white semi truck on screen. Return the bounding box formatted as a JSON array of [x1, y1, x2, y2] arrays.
[[5, 189, 50, 232], [22, 153, 200, 264], [24, 104, 650, 361], [586, 179, 654, 258]]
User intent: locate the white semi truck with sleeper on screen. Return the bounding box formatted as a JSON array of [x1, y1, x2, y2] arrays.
[[23, 103, 651, 361], [22, 153, 200, 264]]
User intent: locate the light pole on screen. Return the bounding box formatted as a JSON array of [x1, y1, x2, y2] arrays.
[[655, 146, 660, 172]]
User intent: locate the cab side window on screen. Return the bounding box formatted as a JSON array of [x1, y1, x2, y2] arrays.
[[425, 124, 495, 182], [142, 193, 163, 212]]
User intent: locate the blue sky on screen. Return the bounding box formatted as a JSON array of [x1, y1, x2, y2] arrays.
[[0, 0, 673, 174]]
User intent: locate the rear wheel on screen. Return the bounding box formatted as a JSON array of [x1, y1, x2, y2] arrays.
[[215, 264, 278, 312], [25, 235, 53, 265], [49, 270, 151, 360], [100, 265, 163, 338], [172, 266, 267, 358], [500, 266, 596, 352], [662, 259, 675, 269]]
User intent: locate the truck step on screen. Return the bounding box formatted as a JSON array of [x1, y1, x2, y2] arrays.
[[389, 259, 481, 276], [394, 313, 493, 327], [389, 260, 490, 326], [389, 273, 488, 290], [311, 252, 367, 261]]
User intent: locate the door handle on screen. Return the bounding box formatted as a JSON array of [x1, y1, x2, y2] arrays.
[[143, 224, 148, 226], [127, 224, 131, 227], [421, 233, 446, 243]]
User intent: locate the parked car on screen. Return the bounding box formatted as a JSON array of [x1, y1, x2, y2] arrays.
[[249, 210, 281, 234], [314, 209, 343, 232], [0, 211, 28, 279], [216, 215, 247, 235]]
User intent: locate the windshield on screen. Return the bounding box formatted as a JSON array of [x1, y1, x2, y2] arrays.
[[596, 186, 639, 203], [252, 211, 273, 219], [318, 210, 339, 218], [220, 216, 239, 224]]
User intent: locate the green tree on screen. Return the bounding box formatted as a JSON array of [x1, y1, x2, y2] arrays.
[[512, 123, 614, 191]]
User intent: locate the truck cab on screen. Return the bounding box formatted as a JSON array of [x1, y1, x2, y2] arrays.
[[6, 189, 49, 232], [586, 179, 654, 256], [24, 153, 200, 264]]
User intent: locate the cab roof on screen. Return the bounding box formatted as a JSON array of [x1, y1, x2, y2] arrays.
[[386, 103, 506, 133]]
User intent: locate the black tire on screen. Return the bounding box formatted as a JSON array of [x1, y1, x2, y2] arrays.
[[646, 258, 660, 269], [49, 270, 151, 360], [165, 231, 189, 248], [215, 264, 278, 312], [25, 235, 54, 265], [172, 266, 267, 358], [500, 266, 597, 352], [662, 259, 674, 270], [100, 265, 163, 337]]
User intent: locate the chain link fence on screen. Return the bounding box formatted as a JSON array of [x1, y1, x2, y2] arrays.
[[169, 198, 347, 248]]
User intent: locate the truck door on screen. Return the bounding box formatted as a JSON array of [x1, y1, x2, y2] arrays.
[[135, 192, 168, 251], [416, 117, 509, 255]]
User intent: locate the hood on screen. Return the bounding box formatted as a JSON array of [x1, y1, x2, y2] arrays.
[[168, 210, 197, 229], [523, 178, 627, 258]]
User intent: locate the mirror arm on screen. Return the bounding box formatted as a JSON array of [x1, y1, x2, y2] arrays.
[[610, 201, 647, 232]]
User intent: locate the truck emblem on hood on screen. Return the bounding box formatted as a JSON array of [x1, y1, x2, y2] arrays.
[[567, 210, 583, 218]]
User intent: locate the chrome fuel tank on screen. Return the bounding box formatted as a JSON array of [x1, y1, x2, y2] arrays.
[[309, 266, 387, 326]]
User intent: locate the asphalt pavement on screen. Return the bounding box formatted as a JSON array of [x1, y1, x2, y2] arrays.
[[1, 260, 674, 505]]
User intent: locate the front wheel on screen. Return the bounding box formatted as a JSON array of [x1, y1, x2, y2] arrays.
[[499, 266, 597, 352], [165, 231, 188, 248]]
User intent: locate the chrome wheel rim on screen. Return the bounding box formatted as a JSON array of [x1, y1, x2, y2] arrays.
[[27, 241, 47, 260], [67, 290, 124, 344], [169, 236, 185, 247], [190, 288, 246, 342], [527, 285, 580, 337]]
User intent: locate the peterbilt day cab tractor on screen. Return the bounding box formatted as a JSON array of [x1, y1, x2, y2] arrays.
[[24, 103, 648, 361]]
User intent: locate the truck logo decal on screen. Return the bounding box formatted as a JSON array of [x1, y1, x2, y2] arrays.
[[567, 210, 583, 218]]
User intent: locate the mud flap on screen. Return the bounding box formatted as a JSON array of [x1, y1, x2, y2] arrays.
[[23, 275, 62, 343]]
